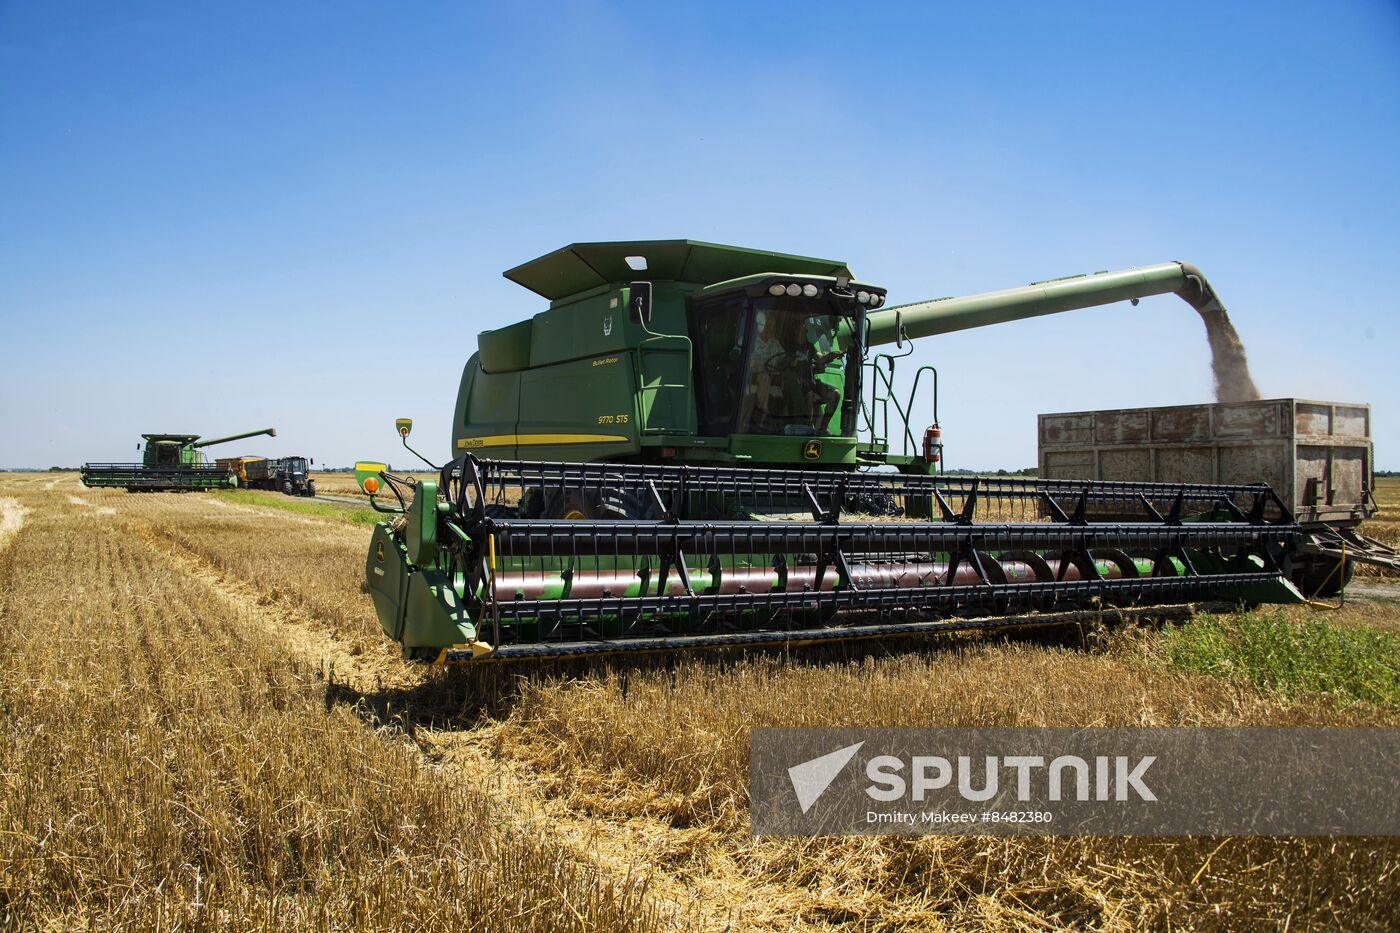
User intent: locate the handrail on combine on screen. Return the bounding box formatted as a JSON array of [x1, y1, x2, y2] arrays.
[[860, 352, 938, 462], [635, 306, 697, 435]]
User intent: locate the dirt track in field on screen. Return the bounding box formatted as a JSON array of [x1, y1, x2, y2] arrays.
[[37, 482, 706, 928], [109, 490, 765, 929]]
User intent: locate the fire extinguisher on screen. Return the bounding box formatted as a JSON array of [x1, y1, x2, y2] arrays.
[[923, 423, 943, 465]]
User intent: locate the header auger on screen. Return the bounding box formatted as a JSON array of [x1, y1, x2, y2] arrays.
[[360, 240, 1304, 662]]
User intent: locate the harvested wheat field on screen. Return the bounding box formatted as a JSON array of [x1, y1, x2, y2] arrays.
[[3, 472, 1398, 931]]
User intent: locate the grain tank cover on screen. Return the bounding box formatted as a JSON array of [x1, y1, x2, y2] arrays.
[[503, 239, 852, 300], [142, 434, 201, 443]]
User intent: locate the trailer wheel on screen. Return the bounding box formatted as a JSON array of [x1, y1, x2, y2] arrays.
[[1295, 556, 1354, 599]]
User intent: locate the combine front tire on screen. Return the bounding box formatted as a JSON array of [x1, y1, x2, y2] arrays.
[[542, 484, 653, 520]]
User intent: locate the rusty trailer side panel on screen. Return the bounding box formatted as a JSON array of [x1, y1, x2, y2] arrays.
[[214, 456, 267, 486], [1038, 399, 1373, 527]]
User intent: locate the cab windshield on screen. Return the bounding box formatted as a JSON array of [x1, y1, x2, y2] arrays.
[[688, 294, 860, 437]]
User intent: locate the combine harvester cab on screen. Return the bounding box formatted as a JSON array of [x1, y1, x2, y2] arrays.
[[359, 241, 1309, 662]]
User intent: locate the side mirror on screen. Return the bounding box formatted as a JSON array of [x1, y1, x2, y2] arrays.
[[393, 415, 440, 470], [627, 281, 653, 324], [895, 311, 905, 349]]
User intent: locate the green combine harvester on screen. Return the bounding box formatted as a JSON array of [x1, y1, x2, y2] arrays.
[[358, 241, 1303, 662], [81, 427, 277, 491]]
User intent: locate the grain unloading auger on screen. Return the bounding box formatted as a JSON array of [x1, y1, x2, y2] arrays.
[[359, 241, 1304, 662]]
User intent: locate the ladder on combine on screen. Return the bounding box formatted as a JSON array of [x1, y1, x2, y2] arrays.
[[860, 351, 940, 467]]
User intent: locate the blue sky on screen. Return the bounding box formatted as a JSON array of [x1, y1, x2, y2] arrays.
[[2, 1, 1398, 469]]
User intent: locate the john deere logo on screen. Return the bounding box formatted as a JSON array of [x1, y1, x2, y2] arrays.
[[375, 541, 385, 563], [802, 440, 822, 460]]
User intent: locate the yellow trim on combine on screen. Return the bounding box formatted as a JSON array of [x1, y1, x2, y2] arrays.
[[457, 433, 629, 449], [435, 640, 496, 665]]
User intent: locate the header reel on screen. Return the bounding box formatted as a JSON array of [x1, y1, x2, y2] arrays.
[[358, 423, 1302, 664]]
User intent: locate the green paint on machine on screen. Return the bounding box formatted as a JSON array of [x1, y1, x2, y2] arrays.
[[453, 241, 1225, 472], [357, 241, 1305, 661]]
